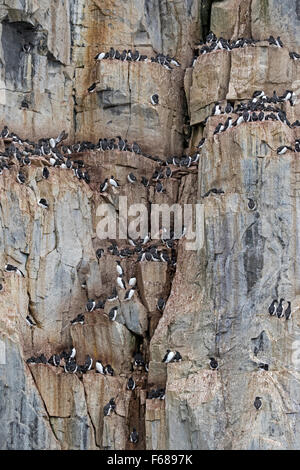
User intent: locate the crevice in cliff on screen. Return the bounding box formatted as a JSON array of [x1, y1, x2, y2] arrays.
[[26, 365, 61, 447], [81, 379, 101, 449]]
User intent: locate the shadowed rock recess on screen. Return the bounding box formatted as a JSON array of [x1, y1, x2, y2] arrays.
[[0, 0, 299, 451]]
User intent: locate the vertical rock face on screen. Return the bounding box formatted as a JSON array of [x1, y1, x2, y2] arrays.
[[0, 0, 299, 450]]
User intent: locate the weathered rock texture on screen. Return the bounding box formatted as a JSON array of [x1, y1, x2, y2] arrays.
[[0, 0, 300, 450]]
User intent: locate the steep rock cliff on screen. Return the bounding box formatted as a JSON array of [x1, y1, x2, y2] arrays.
[[0, 0, 299, 450]]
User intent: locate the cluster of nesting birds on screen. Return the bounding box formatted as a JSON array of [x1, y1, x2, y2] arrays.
[[277, 139, 300, 154], [211, 90, 299, 136], [192, 31, 299, 66], [94, 47, 181, 70], [268, 299, 291, 320]]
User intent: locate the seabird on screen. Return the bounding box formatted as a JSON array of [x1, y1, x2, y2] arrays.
[[86, 299, 96, 312], [94, 51, 106, 61], [284, 301, 291, 320], [5, 264, 24, 277], [104, 398, 116, 416], [105, 364, 114, 376], [117, 276, 126, 289], [127, 377, 136, 390], [42, 167, 49, 179], [87, 83, 97, 93], [100, 178, 108, 193], [64, 358, 78, 374], [26, 315, 36, 327], [109, 176, 120, 188], [116, 261, 124, 276], [141, 176, 149, 187], [38, 198, 49, 209], [276, 298, 285, 318], [108, 306, 118, 321], [70, 313, 85, 325], [107, 288, 118, 302], [17, 172, 26, 184], [48, 354, 61, 367], [213, 123, 224, 135], [162, 349, 176, 363], [277, 145, 293, 155], [95, 360, 105, 374], [212, 103, 222, 115], [1, 126, 9, 138], [127, 173, 137, 183], [247, 198, 256, 210], [96, 248, 104, 259], [69, 347, 76, 359], [268, 299, 277, 316], [209, 357, 219, 370], [150, 94, 159, 105], [128, 277, 136, 286], [82, 355, 93, 372], [157, 297, 165, 312], [124, 286, 136, 301], [129, 428, 139, 444], [134, 352, 145, 367], [96, 300, 105, 310], [254, 396, 262, 410]]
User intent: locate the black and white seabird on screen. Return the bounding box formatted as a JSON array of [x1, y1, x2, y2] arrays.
[[64, 358, 78, 374], [127, 173, 137, 183], [150, 94, 159, 105], [17, 172, 26, 184], [247, 198, 256, 210], [87, 82, 97, 93], [70, 313, 85, 325], [141, 176, 149, 187], [276, 298, 285, 318], [277, 145, 293, 155], [254, 396, 262, 410], [129, 428, 139, 444], [109, 176, 120, 188], [94, 51, 106, 61], [117, 276, 126, 289], [26, 315, 36, 327], [86, 299, 96, 312], [100, 178, 108, 193], [124, 286, 136, 301], [105, 364, 114, 376], [212, 103, 222, 115], [157, 297, 165, 312], [162, 349, 176, 363], [134, 352, 145, 367], [108, 306, 118, 321], [96, 248, 104, 259], [116, 260, 124, 276], [82, 355, 93, 372], [95, 300, 105, 310], [5, 264, 24, 277], [127, 377, 136, 390], [209, 357, 219, 370], [268, 299, 277, 316], [107, 288, 118, 302], [48, 354, 61, 367], [129, 277, 136, 286], [104, 398, 116, 416], [42, 167, 49, 179], [95, 360, 105, 374], [284, 301, 291, 320], [38, 198, 49, 209]]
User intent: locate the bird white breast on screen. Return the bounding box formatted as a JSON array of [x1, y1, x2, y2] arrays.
[[117, 277, 125, 288]]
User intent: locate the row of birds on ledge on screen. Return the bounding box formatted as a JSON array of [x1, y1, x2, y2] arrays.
[[191, 31, 300, 65], [211, 90, 299, 137], [268, 299, 291, 319], [94, 48, 181, 70]]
